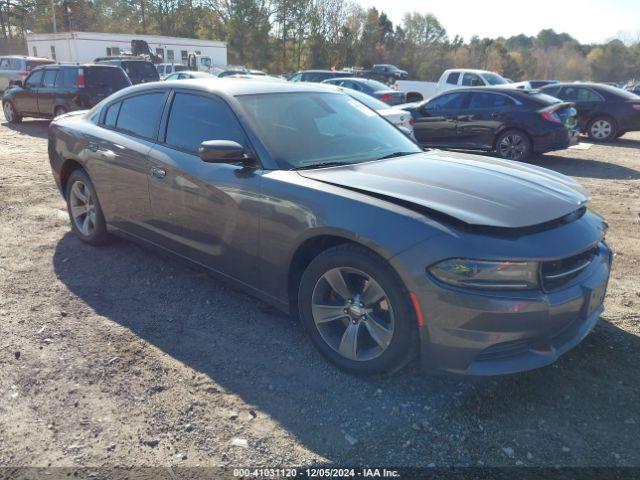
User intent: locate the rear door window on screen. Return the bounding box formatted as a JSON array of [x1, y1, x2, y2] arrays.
[[116, 92, 166, 139], [427, 92, 467, 111], [468, 92, 513, 109], [446, 72, 460, 85], [56, 67, 78, 88], [542, 86, 561, 97], [164, 92, 245, 153], [41, 69, 58, 88], [577, 88, 603, 102]]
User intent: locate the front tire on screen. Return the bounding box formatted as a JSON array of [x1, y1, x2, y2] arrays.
[[298, 244, 418, 376], [65, 169, 111, 246], [495, 130, 532, 161], [587, 116, 617, 141], [3, 101, 22, 124]]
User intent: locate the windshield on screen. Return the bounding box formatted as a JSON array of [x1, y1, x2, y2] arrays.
[[481, 73, 508, 85], [236, 92, 421, 169]]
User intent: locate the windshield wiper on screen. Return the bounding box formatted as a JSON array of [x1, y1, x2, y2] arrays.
[[292, 161, 354, 170], [376, 151, 417, 160]]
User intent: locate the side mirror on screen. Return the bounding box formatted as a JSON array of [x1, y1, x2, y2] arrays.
[[199, 140, 255, 166]]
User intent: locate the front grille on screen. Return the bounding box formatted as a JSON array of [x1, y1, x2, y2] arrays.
[[541, 246, 598, 292]]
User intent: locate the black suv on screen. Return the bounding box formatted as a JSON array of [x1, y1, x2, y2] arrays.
[[94, 57, 160, 84], [2, 64, 131, 123]]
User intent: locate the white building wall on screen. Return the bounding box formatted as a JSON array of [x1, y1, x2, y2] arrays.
[[26, 32, 227, 68]]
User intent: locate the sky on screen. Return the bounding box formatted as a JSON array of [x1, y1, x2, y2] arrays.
[[357, 0, 640, 44]]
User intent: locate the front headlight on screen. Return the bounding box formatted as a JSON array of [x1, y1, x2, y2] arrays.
[[428, 259, 539, 290]]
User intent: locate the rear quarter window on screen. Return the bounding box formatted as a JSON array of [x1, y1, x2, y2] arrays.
[[121, 61, 160, 83], [86, 67, 131, 91]]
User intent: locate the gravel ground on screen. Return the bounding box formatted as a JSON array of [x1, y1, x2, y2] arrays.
[[0, 114, 639, 470]]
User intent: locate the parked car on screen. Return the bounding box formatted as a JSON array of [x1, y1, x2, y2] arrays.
[[402, 87, 579, 160], [396, 69, 509, 103], [156, 63, 188, 79], [318, 83, 414, 133], [540, 82, 640, 141], [2, 64, 131, 123], [626, 84, 640, 95], [48, 79, 610, 376], [163, 71, 213, 81], [0, 55, 55, 91], [322, 77, 406, 105], [94, 57, 159, 84], [511, 80, 559, 89], [357, 64, 408, 82], [216, 66, 250, 78], [288, 70, 351, 83]]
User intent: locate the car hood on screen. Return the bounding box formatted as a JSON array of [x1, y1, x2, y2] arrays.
[[297, 150, 590, 229]]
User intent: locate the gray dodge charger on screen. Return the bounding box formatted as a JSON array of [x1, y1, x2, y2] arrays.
[[48, 79, 611, 376]]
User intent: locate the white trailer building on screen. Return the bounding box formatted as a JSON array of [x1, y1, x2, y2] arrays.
[[26, 31, 227, 69]]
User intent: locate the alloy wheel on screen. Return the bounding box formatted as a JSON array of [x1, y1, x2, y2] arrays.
[[498, 133, 527, 160], [69, 180, 96, 236], [590, 120, 612, 140], [3, 102, 13, 122], [311, 267, 395, 362]]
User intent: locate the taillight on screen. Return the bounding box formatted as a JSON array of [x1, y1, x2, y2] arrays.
[[77, 68, 85, 88], [540, 105, 562, 123], [632, 104, 640, 111], [19, 70, 28, 78], [379, 93, 392, 104]]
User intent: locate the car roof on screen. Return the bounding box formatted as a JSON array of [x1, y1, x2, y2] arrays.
[[109, 77, 339, 99], [444, 69, 497, 75], [434, 86, 531, 95], [1, 55, 53, 61]]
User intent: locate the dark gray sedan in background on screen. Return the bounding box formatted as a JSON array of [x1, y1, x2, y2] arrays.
[[48, 79, 611, 376]]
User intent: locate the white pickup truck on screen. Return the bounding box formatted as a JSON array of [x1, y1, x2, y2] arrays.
[[396, 69, 509, 102]]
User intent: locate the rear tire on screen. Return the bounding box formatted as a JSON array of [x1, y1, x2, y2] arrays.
[[587, 116, 618, 142], [3, 100, 22, 124], [65, 169, 111, 246], [495, 129, 532, 161], [298, 244, 418, 376]]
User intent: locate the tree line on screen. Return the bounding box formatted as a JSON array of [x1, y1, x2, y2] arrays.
[[2, 0, 639, 82]]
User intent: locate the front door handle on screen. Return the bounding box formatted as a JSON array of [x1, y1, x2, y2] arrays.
[[150, 166, 166, 179]]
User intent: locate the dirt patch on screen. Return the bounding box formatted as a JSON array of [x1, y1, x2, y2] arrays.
[[0, 115, 638, 469]]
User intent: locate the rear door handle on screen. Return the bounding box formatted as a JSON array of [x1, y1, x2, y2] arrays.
[[150, 166, 166, 179]]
